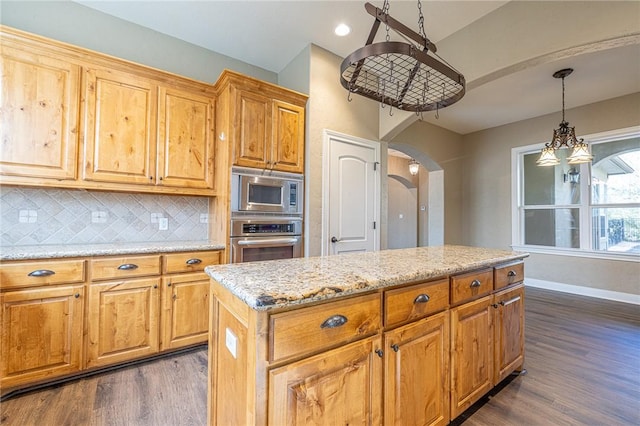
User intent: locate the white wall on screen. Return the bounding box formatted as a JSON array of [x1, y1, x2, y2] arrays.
[[0, 0, 275, 84], [306, 45, 382, 256], [461, 93, 640, 296]]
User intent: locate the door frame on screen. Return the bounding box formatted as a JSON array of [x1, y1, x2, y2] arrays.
[[321, 129, 381, 256]]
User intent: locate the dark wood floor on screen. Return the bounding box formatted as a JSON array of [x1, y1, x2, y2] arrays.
[[1, 287, 639, 425]]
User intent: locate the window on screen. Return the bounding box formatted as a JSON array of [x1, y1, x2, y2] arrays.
[[513, 127, 640, 259]]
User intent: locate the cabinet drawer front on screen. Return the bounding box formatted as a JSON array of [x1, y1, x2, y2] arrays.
[[270, 293, 381, 362], [0, 260, 85, 289], [494, 261, 524, 289], [163, 250, 221, 274], [91, 255, 161, 280], [450, 268, 494, 305], [384, 279, 449, 327]]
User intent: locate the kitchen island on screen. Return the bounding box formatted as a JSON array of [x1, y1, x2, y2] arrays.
[[205, 245, 528, 425]]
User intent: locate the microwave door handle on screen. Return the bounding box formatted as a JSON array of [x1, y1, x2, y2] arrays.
[[237, 237, 299, 246]]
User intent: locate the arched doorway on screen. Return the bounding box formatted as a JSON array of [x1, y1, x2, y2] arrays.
[[387, 143, 444, 246]]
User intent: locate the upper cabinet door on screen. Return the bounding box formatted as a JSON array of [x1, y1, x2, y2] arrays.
[[82, 67, 157, 185], [233, 89, 270, 169], [0, 45, 80, 180], [157, 86, 214, 189], [271, 100, 304, 174]]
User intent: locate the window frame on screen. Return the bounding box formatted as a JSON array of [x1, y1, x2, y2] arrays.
[[511, 125, 640, 262]]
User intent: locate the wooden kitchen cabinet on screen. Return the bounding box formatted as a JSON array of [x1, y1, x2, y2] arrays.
[[384, 311, 450, 426], [493, 283, 525, 384], [0, 35, 81, 183], [82, 66, 158, 186], [83, 67, 215, 191], [160, 272, 210, 350], [216, 70, 307, 174], [0, 285, 85, 390], [268, 336, 383, 425], [157, 86, 215, 190], [1, 26, 217, 196], [160, 250, 221, 350], [87, 276, 161, 368], [450, 294, 494, 419], [0, 258, 86, 392]]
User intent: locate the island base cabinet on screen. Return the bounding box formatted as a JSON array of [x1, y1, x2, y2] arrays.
[[450, 295, 494, 419], [0, 285, 84, 390], [269, 336, 382, 425], [493, 283, 525, 384], [384, 311, 450, 426]]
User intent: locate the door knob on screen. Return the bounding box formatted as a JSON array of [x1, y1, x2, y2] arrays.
[[331, 236, 340, 243]]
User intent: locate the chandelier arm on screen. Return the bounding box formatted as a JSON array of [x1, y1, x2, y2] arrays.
[[364, 2, 437, 52]]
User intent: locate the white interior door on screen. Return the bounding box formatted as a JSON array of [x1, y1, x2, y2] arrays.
[[323, 130, 380, 255]]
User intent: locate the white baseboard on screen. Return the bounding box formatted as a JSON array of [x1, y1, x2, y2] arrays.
[[525, 278, 640, 305]]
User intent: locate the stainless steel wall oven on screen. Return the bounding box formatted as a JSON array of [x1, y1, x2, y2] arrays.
[[230, 217, 302, 263]]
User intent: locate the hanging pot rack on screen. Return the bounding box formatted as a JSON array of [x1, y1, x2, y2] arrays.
[[340, 2, 466, 114]]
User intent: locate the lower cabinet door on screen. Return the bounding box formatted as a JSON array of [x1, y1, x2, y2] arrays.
[[161, 273, 209, 350], [384, 311, 450, 426], [450, 295, 493, 419], [87, 278, 160, 368], [1, 285, 84, 389], [493, 283, 525, 384], [268, 336, 382, 425]]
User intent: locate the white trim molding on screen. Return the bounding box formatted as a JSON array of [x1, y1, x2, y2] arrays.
[[526, 278, 640, 305]]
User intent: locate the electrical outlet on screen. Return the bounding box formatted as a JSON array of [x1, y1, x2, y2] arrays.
[[91, 211, 108, 223], [19, 210, 37, 223], [225, 328, 237, 359], [158, 217, 169, 231]]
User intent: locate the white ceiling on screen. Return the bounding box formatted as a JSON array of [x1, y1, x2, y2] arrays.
[[76, 0, 640, 135]]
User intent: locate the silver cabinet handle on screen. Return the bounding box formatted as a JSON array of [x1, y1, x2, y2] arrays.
[[186, 258, 202, 265], [507, 270, 517, 277], [320, 314, 348, 329], [117, 264, 139, 270], [28, 269, 55, 277]]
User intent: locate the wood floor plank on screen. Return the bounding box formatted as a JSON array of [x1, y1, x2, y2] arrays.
[[1, 287, 638, 425]]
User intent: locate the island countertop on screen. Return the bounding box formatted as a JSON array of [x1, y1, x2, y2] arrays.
[[205, 245, 528, 311]]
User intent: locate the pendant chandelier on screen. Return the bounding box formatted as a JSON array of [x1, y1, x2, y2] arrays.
[[340, 1, 465, 116], [536, 68, 592, 166]]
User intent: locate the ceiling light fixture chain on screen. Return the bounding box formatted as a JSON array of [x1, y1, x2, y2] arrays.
[[340, 1, 466, 114]]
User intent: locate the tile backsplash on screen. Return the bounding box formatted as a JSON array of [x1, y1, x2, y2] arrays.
[[1, 187, 211, 246]]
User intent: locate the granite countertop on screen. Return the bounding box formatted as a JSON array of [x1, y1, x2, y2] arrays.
[[1, 240, 226, 261], [205, 245, 528, 311]]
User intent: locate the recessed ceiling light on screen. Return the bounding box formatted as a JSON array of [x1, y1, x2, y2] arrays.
[[334, 23, 351, 37]]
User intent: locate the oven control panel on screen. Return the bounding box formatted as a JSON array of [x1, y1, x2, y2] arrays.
[[243, 223, 296, 234]]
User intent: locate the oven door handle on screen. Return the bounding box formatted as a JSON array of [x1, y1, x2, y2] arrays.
[[237, 237, 300, 246]]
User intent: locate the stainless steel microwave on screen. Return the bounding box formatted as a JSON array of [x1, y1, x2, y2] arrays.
[[231, 168, 303, 215]]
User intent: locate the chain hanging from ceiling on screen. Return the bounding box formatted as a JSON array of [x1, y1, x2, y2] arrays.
[[340, 1, 466, 116]]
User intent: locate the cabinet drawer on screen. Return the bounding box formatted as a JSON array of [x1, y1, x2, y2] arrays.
[[91, 255, 161, 280], [269, 293, 381, 362], [384, 279, 449, 327], [0, 260, 85, 289], [450, 268, 494, 305], [494, 261, 524, 289], [163, 250, 221, 274]]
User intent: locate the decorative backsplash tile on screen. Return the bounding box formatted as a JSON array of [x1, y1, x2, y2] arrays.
[[0, 187, 211, 246]]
